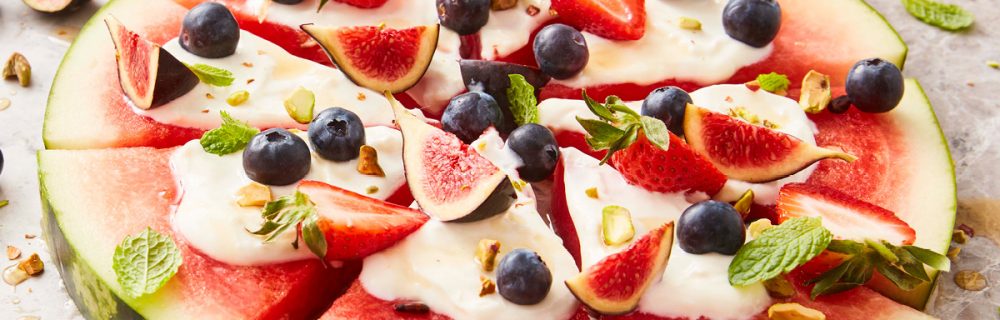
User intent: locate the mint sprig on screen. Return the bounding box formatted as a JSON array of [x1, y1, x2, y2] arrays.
[[186, 63, 235, 87], [249, 191, 327, 260], [506, 74, 540, 126], [756, 72, 790, 93], [200, 111, 259, 155], [729, 217, 832, 286], [576, 90, 670, 164], [112, 227, 182, 298], [902, 0, 974, 31]]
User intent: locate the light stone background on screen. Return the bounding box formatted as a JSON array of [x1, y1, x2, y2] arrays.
[[0, 0, 998, 319]]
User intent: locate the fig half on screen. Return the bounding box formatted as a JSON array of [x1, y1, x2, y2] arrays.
[[104, 16, 198, 110]]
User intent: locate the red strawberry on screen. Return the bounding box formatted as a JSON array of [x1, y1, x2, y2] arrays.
[[551, 0, 646, 41], [776, 183, 916, 245], [298, 180, 428, 260], [332, 0, 388, 9], [610, 133, 727, 195]]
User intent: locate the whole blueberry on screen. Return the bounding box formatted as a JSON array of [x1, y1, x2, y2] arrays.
[[641, 86, 692, 136], [309, 108, 366, 162], [273, 0, 304, 4], [441, 91, 505, 144], [722, 0, 781, 48], [243, 128, 311, 186], [496, 248, 552, 305], [677, 200, 746, 255], [533, 24, 589, 80], [180, 2, 240, 58], [845, 58, 904, 113], [507, 124, 560, 182], [437, 0, 491, 36]]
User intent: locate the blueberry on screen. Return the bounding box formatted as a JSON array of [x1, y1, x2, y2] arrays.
[[437, 0, 491, 36], [533, 24, 589, 80], [641, 86, 692, 136], [845, 58, 904, 113], [828, 95, 852, 114], [309, 108, 366, 162], [722, 0, 781, 48], [507, 124, 560, 182], [243, 128, 311, 186], [180, 2, 240, 58], [496, 248, 552, 305], [273, 0, 304, 4], [441, 92, 505, 144], [677, 200, 746, 255]]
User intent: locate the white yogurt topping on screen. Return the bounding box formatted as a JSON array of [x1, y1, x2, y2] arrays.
[[556, 0, 771, 88], [147, 31, 394, 130], [559, 148, 771, 319], [170, 126, 406, 266]]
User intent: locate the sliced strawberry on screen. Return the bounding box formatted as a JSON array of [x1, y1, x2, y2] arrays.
[[298, 180, 429, 260], [776, 183, 915, 245], [610, 132, 727, 195], [333, 0, 389, 9], [551, 0, 646, 41]]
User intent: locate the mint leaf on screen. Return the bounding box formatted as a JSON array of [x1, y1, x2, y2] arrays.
[[729, 217, 832, 286], [200, 111, 259, 155], [808, 239, 950, 299], [112, 227, 182, 298], [186, 63, 234, 87], [250, 191, 327, 260], [809, 251, 874, 299], [756, 72, 790, 93], [506, 74, 539, 126], [902, 0, 973, 31]]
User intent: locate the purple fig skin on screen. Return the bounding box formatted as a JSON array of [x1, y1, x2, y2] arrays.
[[23, 0, 91, 14], [448, 177, 517, 223], [149, 49, 199, 109]]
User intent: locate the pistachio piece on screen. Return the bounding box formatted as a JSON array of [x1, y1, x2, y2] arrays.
[[17, 253, 43, 276], [585, 187, 599, 199], [6, 246, 20, 260], [952, 229, 969, 244], [226, 90, 250, 106], [763, 276, 795, 299], [283, 86, 315, 124], [733, 189, 754, 217], [476, 239, 501, 272], [947, 246, 961, 260], [748, 219, 774, 239], [728, 107, 762, 125], [2, 264, 29, 286], [236, 182, 272, 207], [491, 0, 517, 10], [602, 205, 635, 246], [366, 185, 380, 195], [767, 303, 826, 320], [357, 145, 386, 177], [799, 70, 832, 114], [479, 275, 497, 296], [954, 270, 987, 291], [678, 17, 702, 31], [3, 53, 30, 87]]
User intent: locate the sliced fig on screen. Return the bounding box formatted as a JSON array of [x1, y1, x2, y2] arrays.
[[302, 24, 439, 94], [683, 104, 857, 183], [565, 222, 674, 315], [459, 60, 551, 134], [387, 93, 516, 222], [22, 0, 89, 13], [104, 16, 198, 110]]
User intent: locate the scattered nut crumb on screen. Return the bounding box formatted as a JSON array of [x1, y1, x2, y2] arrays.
[[953, 229, 970, 244], [767, 303, 826, 320], [3, 53, 31, 87], [511, 180, 526, 192], [357, 145, 386, 177], [17, 254, 43, 276], [227, 90, 250, 106], [479, 275, 496, 296], [475, 239, 501, 272], [247, 78, 255, 85], [357, 92, 366, 101], [200, 108, 210, 113], [678, 17, 702, 31], [987, 60, 1000, 69], [0, 98, 10, 111], [585, 187, 599, 199], [6, 246, 20, 260], [242, 62, 254, 68], [490, 0, 517, 11], [236, 182, 272, 207], [365, 186, 379, 194], [947, 246, 961, 260], [23, 234, 36, 239], [763, 276, 795, 299], [954, 270, 987, 291], [206, 93, 215, 99], [526, 5, 540, 16]]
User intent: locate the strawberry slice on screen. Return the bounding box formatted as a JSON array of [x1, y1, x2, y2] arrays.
[[332, 0, 389, 9], [552, 0, 646, 41], [298, 180, 428, 260], [776, 183, 916, 245], [610, 132, 727, 195]]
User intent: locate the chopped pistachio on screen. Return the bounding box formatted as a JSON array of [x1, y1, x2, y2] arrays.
[[748, 219, 774, 239], [768, 303, 825, 320], [242, 62, 254, 68], [236, 182, 272, 207], [357, 145, 386, 177], [947, 246, 962, 260], [0, 200, 7, 208], [733, 189, 754, 217], [17, 253, 43, 276], [6, 246, 20, 260], [2, 53, 31, 87], [988, 60, 1000, 69], [226, 90, 250, 106], [283, 86, 315, 124], [511, 180, 527, 192], [479, 275, 497, 296], [602, 206, 635, 246], [954, 270, 987, 291], [585, 187, 599, 199], [799, 70, 832, 114], [678, 17, 702, 31], [393, 302, 430, 314], [0, 98, 10, 111], [205, 93, 215, 99], [763, 276, 795, 299], [526, 4, 540, 16], [366, 185, 379, 195], [23, 234, 35, 239], [2, 265, 29, 286], [357, 92, 367, 101], [763, 119, 781, 129], [728, 107, 761, 125], [476, 239, 501, 272], [953, 229, 970, 244], [491, 0, 517, 10]]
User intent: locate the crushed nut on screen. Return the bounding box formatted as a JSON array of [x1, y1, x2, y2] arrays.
[[728, 107, 762, 125], [17, 253, 43, 276], [767, 303, 826, 320], [748, 219, 774, 239], [3, 265, 29, 286], [236, 182, 272, 207], [475, 239, 501, 272], [733, 189, 754, 218], [585, 187, 599, 199], [0, 98, 10, 111], [799, 70, 832, 114], [393, 302, 430, 314], [3, 53, 31, 87], [226, 90, 250, 106], [953, 229, 970, 244], [947, 246, 961, 260], [357, 145, 386, 177], [247, 78, 255, 85], [357, 92, 367, 101], [284, 86, 315, 124], [763, 276, 795, 299], [988, 60, 1000, 69], [366, 186, 379, 195], [763, 119, 780, 129], [242, 62, 254, 68], [23, 234, 35, 239], [602, 205, 635, 246], [205, 93, 215, 99], [511, 180, 527, 192], [954, 270, 987, 291], [526, 5, 540, 16], [6, 246, 20, 260], [479, 275, 497, 296], [491, 0, 517, 11], [678, 17, 702, 31]]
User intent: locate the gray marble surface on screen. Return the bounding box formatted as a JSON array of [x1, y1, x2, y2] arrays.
[[0, 0, 997, 319]]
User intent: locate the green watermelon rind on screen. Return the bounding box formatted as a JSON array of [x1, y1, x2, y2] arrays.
[[859, 0, 909, 69]]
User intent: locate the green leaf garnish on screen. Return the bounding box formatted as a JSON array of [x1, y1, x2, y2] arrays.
[[903, 245, 951, 272], [112, 227, 182, 298], [808, 239, 949, 298], [902, 0, 974, 31], [200, 111, 260, 155], [249, 191, 327, 260], [755, 72, 790, 93], [729, 217, 832, 286], [506, 74, 539, 126], [575, 90, 670, 164], [186, 63, 235, 87]]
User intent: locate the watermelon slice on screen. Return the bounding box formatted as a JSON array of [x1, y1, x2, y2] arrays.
[[39, 147, 360, 319]]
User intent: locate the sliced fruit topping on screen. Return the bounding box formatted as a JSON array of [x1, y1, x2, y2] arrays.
[[601, 205, 635, 246], [442, 91, 505, 144], [565, 222, 674, 315], [722, 0, 782, 48], [21, 0, 87, 13], [389, 93, 516, 222], [845, 58, 905, 113], [356, 145, 385, 177], [284, 86, 315, 124], [476, 239, 501, 272], [459, 60, 550, 133], [641, 86, 692, 136], [243, 128, 311, 186], [180, 2, 240, 58], [507, 124, 561, 182], [533, 24, 589, 80], [551, 0, 646, 41], [308, 107, 366, 162], [104, 16, 198, 110], [437, 0, 491, 35], [683, 105, 857, 183], [677, 200, 746, 255], [776, 183, 916, 245], [497, 248, 553, 305], [302, 23, 439, 93]]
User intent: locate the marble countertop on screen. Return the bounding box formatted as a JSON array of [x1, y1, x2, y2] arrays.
[[1, 0, 998, 319]]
